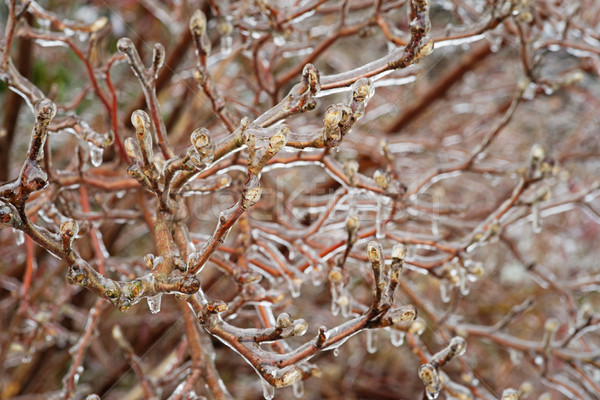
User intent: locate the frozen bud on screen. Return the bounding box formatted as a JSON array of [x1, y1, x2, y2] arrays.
[[0, 204, 17, 227], [409, 318, 426, 335], [328, 266, 343, 284], [501, 388, 519, 400], [373, 169, 388, 190], [323, 107, 344, 129], [144, 254, 155, 269], [189, 10, 207, 36], [242, 184, 262, 208], [36, 98, 57, 122], [566, 71, 584, 85], [544, 318, 558, 333], [416, 37, 434, 59], [468, 262, 484, 278], [276, 313, 292, 329], [520, 382, 533, 396], [392, 243, 407, 260], [117, 37, 134, 53], [131, 110, 151, 132], [90, 17, 108, 33], [269, 125, 289, 153], [449, 336, 466, 357], [60, 219, 78, 239], [346, 215, 359, 232], [124, 137, 139, 160], [207, 300, 228, 313], [191, 128, 215, 160], [292, 319, 308, 336], [418, 364, 441, 399], [152, 43, 165, 72], [388, 305, 417, 324], [530, 144, 545, 165], [277, 366, 302, 388], [302, 63, 321, 94], [128, 279, 143, 298], [366, 240, 383, 264], [352, 78, 374, 103], [343, 160, 359, 178]]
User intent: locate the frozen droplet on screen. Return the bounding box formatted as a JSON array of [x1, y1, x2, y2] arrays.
[[292, 380, 304, 398], [14, 229, 24, 245], [366, 330, 377, 354], [73, 365, 84, 384], [261, 378, 275, 400], [89, 144, 104, 167], [390, 330, 405, 347], [147, 293, 162, 314]]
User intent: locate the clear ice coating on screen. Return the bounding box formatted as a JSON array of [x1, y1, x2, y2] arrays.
[[146, 293, 162, 314]]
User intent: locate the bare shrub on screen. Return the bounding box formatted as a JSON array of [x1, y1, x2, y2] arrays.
[[1, 0, 599, 399]]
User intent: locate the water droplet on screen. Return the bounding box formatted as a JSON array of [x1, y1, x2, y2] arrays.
[[147, 293, 162, 314], [333, 347, 340, 357], [89, 144, 103, 167], [261, 378, 275, 400]]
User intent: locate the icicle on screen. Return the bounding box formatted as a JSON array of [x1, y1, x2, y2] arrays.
[[439, 279, 451, 303], [261, 378, 275, 400], [288, 278, 302, 298], [147, 293, 162, 314], [292, 380, 304, 398], [532, 202, 542, 233], [366, 329, 377, 354], [390, 330, 405, 347], [431, 218, 440, 236], [14, 229, 25, 245], [89, 143, 104, 167], [375, 197, 385, 239]]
